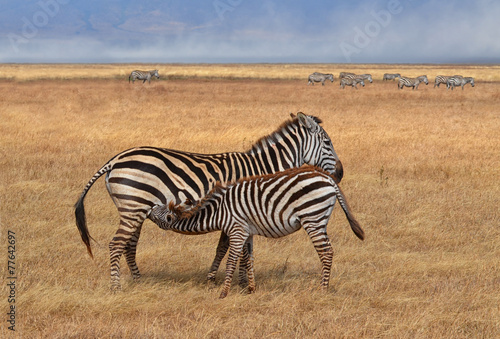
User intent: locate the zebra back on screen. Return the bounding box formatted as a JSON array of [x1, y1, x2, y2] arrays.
[[149, 165, 364, 240]]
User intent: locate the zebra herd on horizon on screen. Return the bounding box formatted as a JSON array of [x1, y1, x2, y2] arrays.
[[128, 68, 474, 91], [75, 112, 365, 298], [307, 72, 475, 90]]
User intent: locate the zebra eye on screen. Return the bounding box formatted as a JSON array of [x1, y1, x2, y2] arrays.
[[166, 215, 173, 223]]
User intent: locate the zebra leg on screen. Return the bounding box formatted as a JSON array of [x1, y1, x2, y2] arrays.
[[238, 237, 254, 292], [108, 218, 141, 291], [219, 231, 247, 299], [207, 232, 230, 283], [244, 237, 256, 293], [123, 223, 144, 280], [303, 225, 334, 291]]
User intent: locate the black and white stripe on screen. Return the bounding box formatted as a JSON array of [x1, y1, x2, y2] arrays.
[[447, 76, 475, 90], [339, 72, 355, 79], [398, 75, 429, 90], [383, 73, 400, 81], [434, 75, 462, 88], [340, 77, 365, 89], [75, 113, 344, 290], [128, 69, 160, 84], [148, 166, 365, 298], [343, 74, 373, 84], [308, 72, 334, 86]]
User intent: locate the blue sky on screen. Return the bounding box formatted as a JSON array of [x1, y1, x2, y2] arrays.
[[1, 0, 499, 63]]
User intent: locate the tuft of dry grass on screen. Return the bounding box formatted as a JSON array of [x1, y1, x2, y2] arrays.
[[1, 64, 499, 338]]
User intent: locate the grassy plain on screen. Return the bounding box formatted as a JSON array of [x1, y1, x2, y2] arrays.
[[1, 64, 499, 338]]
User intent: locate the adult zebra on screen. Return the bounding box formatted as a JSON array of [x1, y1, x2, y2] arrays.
[[434, 75, 462, 88], [75, 113, 344, 291], [344, 73, 373, 84], [398, 75, 428, 90], [129, 69, 160, 84], [340, 77, 365, 89], [447, 76, 475, 90], [383, 73, 400, 81], [148, 166, 365, 298], [339, 72, 355, 79], [307, 72, 334, 86]]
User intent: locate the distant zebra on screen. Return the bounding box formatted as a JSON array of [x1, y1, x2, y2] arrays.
[[340, 77, 365, 89], [129, 69, 160, 84], [308, 72, 334, 85], [344, 73, 373, 84], [398, 75, 429, 90], [75, 113, 344, 291], [383, 73, 401, 81], [447, 76, 475, 90], [148, 166, 365, 298], [434, 75, 462, 88], [339, 72, 355, 79]]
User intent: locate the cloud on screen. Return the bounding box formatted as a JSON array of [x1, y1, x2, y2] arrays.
[[1, 0, 499, 63]]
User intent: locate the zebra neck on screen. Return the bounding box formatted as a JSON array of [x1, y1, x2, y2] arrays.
[[242, 131, 302, 175], [172, 200, 223, 234]]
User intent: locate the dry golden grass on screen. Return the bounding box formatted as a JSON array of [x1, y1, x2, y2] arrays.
[[1, 63, 500, 82], [1, 64, 499, 338]]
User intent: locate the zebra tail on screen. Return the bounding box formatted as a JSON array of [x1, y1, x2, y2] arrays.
[[336, 186, 365, 240], [74, 163, 112, 258]]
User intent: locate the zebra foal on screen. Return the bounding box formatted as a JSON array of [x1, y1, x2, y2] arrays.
[[75, 113, 344, 291], [308, 72, 334, 86], [148, 166, 365, 299], [129, 69, 160, 84]]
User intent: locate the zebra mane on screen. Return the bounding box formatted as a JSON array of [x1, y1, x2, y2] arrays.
[[248, 114, 322, 154], [171, 164, 332, 220]]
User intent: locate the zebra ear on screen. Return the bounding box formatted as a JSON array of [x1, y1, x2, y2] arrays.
[[297, 112, 320, 132], [296, 112, 311, 129], [290, 112, 296, 119]]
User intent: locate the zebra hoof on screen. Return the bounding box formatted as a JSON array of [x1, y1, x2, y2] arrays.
[[219, 290, 228, 299]]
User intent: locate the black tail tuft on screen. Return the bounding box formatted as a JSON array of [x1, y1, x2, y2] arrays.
[[75, 196, 94, 259], [346, 213, 365, 241]]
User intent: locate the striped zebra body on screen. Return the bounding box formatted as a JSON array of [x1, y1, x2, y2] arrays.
[[434, 75, 462, 88], [383, 73, 400, 81], [398, 75, 429, 90], [308, 72, 334, 85], [340, 77, 365, 89], [447, 76, 475, 90], [339, 72, 355, 79], [129, 69, 160, 84], [343, 74, 373, 83], [148, 166, 365, 298], [75, 113, 344, 290]]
